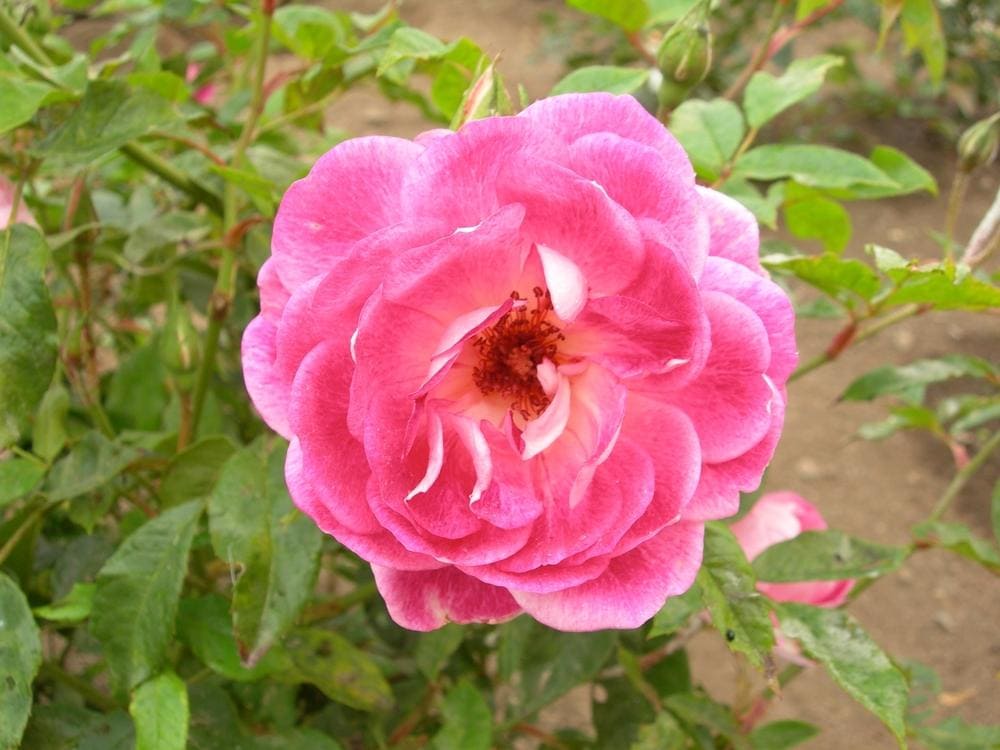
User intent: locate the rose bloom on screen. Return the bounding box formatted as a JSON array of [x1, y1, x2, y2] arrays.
[[731, 491, 854, 608], [0, 174, 37, 228], [242, 94, 797, 631]]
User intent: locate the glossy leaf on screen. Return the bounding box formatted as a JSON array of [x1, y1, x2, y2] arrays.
[[377, 27, 448, 75], [35, 80, 177, 164], [0, 572, 42, 750], [278, 628, 392, 712], [130, 671, 189, 750], [0, 458, 45, 508], [272, 5, 349, 61], [31, 383, 69, 463], [631, 711, 686, 750], [176, 595, 280, 682], [841, 356, 996, 402], [45, 431, 142, 502], [877, 264, 1000, 311], [753, 530, 910, 582], [777, 603, 908, 746], [431, 678, 492, 750], [744, 55, 843, 129], [839, 146, 938, 199], [567, 0, 650, 31], [734, 145, 898, 189], [208, 441, 323, 666], [763, 254, 880, 303], [648, 586, 702, 639], [697, 523, 775, 669], [669, 98, 745, 180], [551, 65, 650, 96], [0, 77, 53, 134], [912, 521, 1000, 574], [160, 436, 237, 508], [664, 692, 750, 749], [90, 501, 202, 695], [0, 226, 57, 448], [33, 582, 96, 623], [749, 720, 819, 749], [782, 182, 851, 253], [415, 624, 465, 681]]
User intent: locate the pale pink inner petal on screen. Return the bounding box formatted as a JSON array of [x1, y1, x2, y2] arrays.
[[536, 244, 589, 322]]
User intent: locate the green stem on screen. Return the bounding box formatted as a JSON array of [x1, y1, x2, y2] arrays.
[[0, 5, 52, 65], [120, 143, 223, 215], [928, 429, 1000, 523], [39, 662, 118, 712], [189, 2, 273, 436], [943, 168, 969, 265], [723, 0, 785, 100], [0, 502, 47, 567]]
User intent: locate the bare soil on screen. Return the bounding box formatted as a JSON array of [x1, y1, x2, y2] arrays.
[[327, 2, 1000, 747]]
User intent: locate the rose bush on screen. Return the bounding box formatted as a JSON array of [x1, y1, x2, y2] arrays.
[[731, 491, 854, 609], [242, 93, 797, 631]]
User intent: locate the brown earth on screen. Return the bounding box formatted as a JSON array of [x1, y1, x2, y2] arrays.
[[325, 1, 1000, 747]]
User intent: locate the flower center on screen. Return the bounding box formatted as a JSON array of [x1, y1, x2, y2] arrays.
[[472, 287, 565, 420]]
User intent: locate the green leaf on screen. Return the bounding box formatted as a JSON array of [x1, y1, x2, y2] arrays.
[[841, 356, 996, 402], [744, 55, 842, 129], [782, 182, 851, 253], [595, 676, 656, 748], [21, 704, 134, 750], [105, 341, 168, 430], [272, 5, 349, 61], [35, 80, 177, 164], [763, 253, 880, 303], [697, 523, 775, 669], [648, 586, 701, 638], [501, 617, 618, 718], [631, 711, 686, 750], [777, 603, 908, 746], [664, 692, 750, 749], [160, 436, 236, 508], [0, 458, 45, 508], [912, 717, 1000, 750], [0, 572, 42, 750], [377, 27, 448, 76], [753, 530, 910, 582], [0, 225, 57, 448], [176, 595, 280, 682], [877, 264, 1000, 311], [431, 38, 488, 121], [749, 720, 819, 749], [551, 65, 650, 96], [415, 624, 465, 681], [721, 179, 783, 230], [734, 145, 898, 189], [567, 0, 650, 31], [912, 521, 1000, 574], [31, 383, 69, 463], [129, 671, 189, 750], [846, 146, 937, 199], [33, 582, 96, 623], [900, 0, 946, 87], [45, 431, 142, 502], [90, 500, 202, 695], [0, 76, 53, 134], [278, 628, 393, 712], [208, 441, 323, 665], [668, 98, 745, 181], [431, 678, 492, 750]]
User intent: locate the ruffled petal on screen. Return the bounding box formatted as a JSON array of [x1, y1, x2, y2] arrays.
[[512, 522, 704, 631], [373, 565, 522, 631], [272, 136, 424, 290], [698, 186, 764, 276]]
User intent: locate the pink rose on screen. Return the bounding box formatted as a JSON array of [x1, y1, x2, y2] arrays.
[[731, 491, 854, 607], [185, 62, 218, 106], [242, 94, 797, 631], [0, 174, 37, 228]]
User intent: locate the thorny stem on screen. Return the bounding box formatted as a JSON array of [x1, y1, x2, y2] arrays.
[[943, 169, 970, 264], [928, 429, 1000, 523], [190, 0, 274, 437], [723, 0, 786, 101], [39, 662, 118, 712]]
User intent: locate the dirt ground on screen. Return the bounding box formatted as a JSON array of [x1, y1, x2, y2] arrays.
[[320, 1, 1000, 747]]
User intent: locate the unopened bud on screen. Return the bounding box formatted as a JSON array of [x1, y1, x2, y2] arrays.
[[160, 297, 200, 386], [656, 22, 712, 88], [957, 112, 999, 173]]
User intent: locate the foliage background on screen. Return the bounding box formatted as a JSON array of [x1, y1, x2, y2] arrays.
[[1, 0, 998, 748]]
